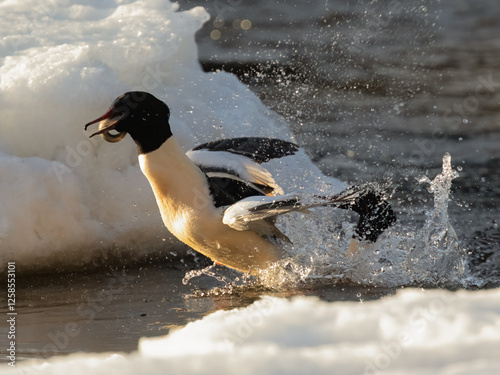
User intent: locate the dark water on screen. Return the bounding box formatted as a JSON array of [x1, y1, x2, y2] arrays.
[[2, 0, 499, 361]]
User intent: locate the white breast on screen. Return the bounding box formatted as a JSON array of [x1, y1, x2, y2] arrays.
[[137, 138, 283, 272]]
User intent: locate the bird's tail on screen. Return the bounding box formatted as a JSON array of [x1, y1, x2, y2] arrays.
[[320, 183, 397, 242], [223, 183, 396, 243]]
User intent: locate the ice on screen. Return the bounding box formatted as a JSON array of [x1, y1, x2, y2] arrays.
[[6, 288, 500, 374], [0, 0, 343, 272]]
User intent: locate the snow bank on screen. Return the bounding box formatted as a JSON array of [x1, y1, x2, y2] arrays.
[[8, 287, 500, 374], [0, 0, 342, 272]]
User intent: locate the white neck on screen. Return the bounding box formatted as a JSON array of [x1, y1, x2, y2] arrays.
[[138, 137, 214, 227]]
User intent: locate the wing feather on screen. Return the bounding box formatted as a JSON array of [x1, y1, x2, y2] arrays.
[[222, 190, 363, 232], [187, 149, 283, 196], [191, 137, 299, 164]]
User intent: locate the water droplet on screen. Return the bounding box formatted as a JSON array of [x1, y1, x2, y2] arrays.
[[213, 17, 224, 28], [210, 30, 221, 40], [241, 19, 252, 30]]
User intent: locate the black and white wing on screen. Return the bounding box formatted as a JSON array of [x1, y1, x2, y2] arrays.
[[222, 194, 304, 231], [187, 137, 298, 208], [187, 149, 282, 195], [191, 137, 299, 164], [223, 184, 397, 243], [221, 194, 342, 231], [189, 138, 396, 243]]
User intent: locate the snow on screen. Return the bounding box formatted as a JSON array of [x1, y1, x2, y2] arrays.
[[6, 288, 500, 374]]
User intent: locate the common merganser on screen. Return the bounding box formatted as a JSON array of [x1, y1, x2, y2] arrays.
[[85, 91, 396, 273]]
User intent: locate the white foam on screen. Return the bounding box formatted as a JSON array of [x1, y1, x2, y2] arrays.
[[7, 288, 500, 374], [0, 1, 344, 271]]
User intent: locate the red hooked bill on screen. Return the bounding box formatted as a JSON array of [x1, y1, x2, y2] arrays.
[[84, 107, 127, 142]]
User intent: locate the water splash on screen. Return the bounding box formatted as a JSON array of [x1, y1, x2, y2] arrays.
[[184, 153, 468, 292], [182, 262, 242, 286], [466, 221, 500, 287], [406, 153, 465, 286]]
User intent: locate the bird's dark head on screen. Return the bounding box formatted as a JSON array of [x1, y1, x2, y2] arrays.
[[84, 91, 173, 154]]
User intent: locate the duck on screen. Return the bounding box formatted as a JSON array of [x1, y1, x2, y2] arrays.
[[85, 91, 396, 273]]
